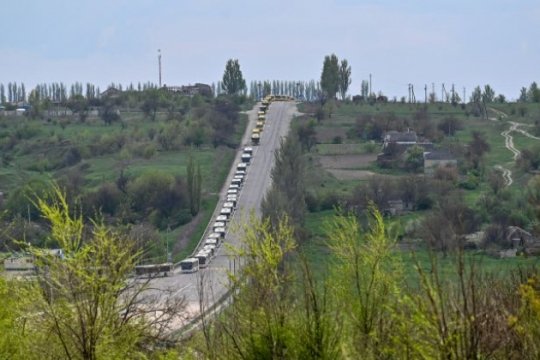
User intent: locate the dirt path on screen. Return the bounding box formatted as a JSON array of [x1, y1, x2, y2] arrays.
[[501, 122, 521, 161], [488, 108, 514, 186], [495, 165, 513, 186], [488, 107, 540, 187]]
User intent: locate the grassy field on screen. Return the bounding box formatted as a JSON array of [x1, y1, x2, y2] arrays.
[[301, 209, 540, 283], [298, 100, 540, 282], [0, 107, 248, 260]]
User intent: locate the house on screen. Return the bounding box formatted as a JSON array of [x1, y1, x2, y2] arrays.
[[100, 87, 122, 99], [378, 130, 436, 167], [507, 226, 540, 255], [423, 150, 457, 175], [165, 83, 213, 97], [382, 130, 418, 149]]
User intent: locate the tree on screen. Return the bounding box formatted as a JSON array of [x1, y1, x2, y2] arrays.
[[140, 88, 162, 121], [528, 82, 540, 103], [519, 87, 528, 102], [320, 54, 339, 101], [327, 206, 401, 357], [221, 59, 246, 96], [187, 152, 202, 216], [0, 83, 5, 104], [361, 80, 369, 99], [261, 133, 306, 238], [467, 131, 490, 170], [23, 187, 184, 359], [405, 145, 425, 172], [438, 116, 463, 136], [482, 84, 495, 103], [338, 59, 352, 100]]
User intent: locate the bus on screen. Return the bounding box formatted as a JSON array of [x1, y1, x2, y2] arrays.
[[180, 258, 199, 273]]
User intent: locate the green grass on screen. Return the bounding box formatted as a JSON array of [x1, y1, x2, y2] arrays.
[[301, 209, 540, 284]]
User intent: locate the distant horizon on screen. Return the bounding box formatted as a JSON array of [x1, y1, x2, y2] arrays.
[[2, 0, 538, 101]]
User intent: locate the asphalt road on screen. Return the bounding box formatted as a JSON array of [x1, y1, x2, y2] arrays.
[[145, 101, 297, 324]]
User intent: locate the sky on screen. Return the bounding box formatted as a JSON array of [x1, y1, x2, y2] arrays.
[[1, 0, 539, 100]]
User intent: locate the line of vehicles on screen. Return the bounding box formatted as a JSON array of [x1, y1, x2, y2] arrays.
[[179, 144, 254, 273], [136, 95, 293, 276], [251, 95, 293, 145], [178, 97, 284, 273]]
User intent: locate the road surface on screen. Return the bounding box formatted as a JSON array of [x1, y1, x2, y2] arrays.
[[144, 101, 298, 328]]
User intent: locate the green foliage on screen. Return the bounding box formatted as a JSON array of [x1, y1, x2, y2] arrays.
[[338, 59, 351, 101], [221, 59, 246, 96], [6, 178, 53, 220], [320, 54, 339, 100], [405, 145, 425, 172], [327, 206, 401, 357], [0, 277, 31, 359], [262, 133, 306, 237], [187, 152, 202, 216], [10, 187, 183, 359]]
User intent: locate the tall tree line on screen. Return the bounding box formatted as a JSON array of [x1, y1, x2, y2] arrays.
[[247, 80, 322, 101]]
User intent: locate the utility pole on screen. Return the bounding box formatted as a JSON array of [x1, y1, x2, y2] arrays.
[[425, 84, 428, 104], [158, 49, 162, 88], [369, 73, 372, 97], [432, 83, 435, 102], [451, 84, 455, 104], [463, 87, 466, 104], [441, 83, 444, 103]]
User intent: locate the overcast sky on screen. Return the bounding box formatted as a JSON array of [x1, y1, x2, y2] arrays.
[[1, 0, 538, 100]]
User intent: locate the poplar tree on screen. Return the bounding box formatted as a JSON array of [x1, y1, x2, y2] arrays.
[[320, 54, 339, 100], [221, 59, 246, 95], [338, 59, 352, 100]]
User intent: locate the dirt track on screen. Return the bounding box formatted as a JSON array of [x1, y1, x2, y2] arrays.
[[489, 108, 540, 187]]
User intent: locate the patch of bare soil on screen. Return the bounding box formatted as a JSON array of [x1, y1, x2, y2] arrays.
[[327, 169, 376, 180], [318, 154, 377, 169]]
